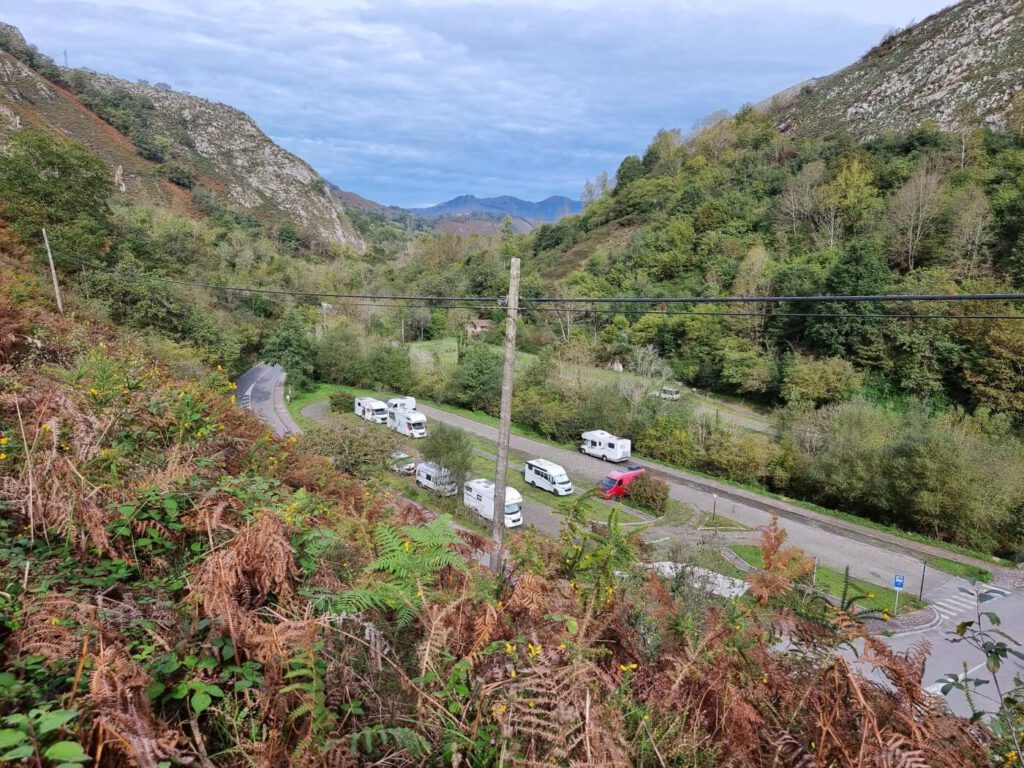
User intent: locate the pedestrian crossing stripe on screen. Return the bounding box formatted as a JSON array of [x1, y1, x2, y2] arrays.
[[931, 587, 1010, 619]]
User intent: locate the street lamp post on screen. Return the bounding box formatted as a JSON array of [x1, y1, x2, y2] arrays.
[[712, 493, 717, 526]]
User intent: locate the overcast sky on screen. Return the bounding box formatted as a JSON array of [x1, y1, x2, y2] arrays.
[[6, 1, 953, 207]]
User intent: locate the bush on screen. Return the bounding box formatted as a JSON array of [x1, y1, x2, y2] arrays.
[[329, 390, 355, 414], [298, 420, 397, 477], [626, 473, 670, 515]]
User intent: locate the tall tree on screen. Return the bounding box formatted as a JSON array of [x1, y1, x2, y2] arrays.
[[887, 167, 943, 271]]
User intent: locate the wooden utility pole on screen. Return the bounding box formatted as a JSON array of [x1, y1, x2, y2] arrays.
[[42, 229, 64, 315], [490, 257, 520, 573]]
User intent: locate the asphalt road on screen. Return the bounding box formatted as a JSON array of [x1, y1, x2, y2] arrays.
[[234, 363, 298, 437]]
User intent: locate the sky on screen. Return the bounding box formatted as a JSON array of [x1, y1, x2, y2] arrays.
[[5, 0, 954, 207]]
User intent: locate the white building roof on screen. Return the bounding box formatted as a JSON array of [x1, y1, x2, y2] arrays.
[[525, 458, 565, 473]]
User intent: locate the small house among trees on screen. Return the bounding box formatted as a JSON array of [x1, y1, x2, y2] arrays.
[[465, 318, 493, 338]]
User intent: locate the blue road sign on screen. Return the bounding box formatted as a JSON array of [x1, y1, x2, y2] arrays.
[[893, 574, 905, 591]]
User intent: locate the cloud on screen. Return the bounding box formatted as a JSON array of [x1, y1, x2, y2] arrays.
[[5, 0, 952, 206]]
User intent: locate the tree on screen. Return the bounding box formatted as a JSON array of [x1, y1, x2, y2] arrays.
[[778, 161, 825, 236], [887, 167, 943, 271], [317, 321, 368, 386], [419, 424, 474, 492], [948, 186, 992, 278], [262, 307, 317, 391], [781, 354, 862, 408], [958, 313, 1024, 417], [830, 156, 880, 233], [619, 345, 671, 423], [613, 155, 644, 193], [0, 127, 112, 253], [366, 345, 414, 391], [446, 344, 502, 413]]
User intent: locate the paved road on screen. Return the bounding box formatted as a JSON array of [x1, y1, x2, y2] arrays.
[[855, 583, 1024, 718], [234, 363, 299, 437]]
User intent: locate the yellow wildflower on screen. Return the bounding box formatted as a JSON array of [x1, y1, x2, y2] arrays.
[[1007, 752, 1017, 763], [505, 642, 515, 654], [0, 453, 6, 461], [882, 611, 891, 621], [416, 588, 424, 599], [402, 540, 411, 552], [510, 669, 517, 679], [867, 593, 875, 599], [527, 643, 542, 659], [494, 704, 507, 714], [0, 436, 7, 444], [216, 365, 223, 372], [88, 387, 99, 396], [229, 395, 236, 404], [618, 662, 638, 672]]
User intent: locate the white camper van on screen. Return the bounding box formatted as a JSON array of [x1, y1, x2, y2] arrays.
[[354, 397, 388, 424], [463, 479, 523, 528], [386, 396, 417, 413], [523, 459, 573, 496], [388, 409, 427, 438], [415, 462, 457, 496], [580, 430, 631, 463]]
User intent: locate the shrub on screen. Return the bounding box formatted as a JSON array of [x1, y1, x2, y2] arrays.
[[329, 390, 355, 414], [298, 420, 397, 477], [627, 473, 670, 515]]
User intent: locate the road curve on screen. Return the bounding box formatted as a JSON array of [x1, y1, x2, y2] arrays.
[[234, 363, 299, 437]]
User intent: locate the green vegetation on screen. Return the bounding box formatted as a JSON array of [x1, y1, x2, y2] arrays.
[[729, 545, 925, 615]]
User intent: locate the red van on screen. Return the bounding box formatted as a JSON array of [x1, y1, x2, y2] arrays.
[[597, 467, 646, 499]]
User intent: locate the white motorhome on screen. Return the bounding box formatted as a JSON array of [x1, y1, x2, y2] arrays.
[[415, 462, 458, 496], [386, 396, 417, 413], [463, 479, 523, 528], [354, 397, 388, 424], [523, 459, 573, 496], [388, 409, 427, 438], [580, 430, 631, 463]]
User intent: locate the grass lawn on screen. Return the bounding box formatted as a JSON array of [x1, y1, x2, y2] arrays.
[[923, 556, 993, 583], [729, 545, 926, 615], [697, 512, 751, 531], [286, 383, 345, 430]]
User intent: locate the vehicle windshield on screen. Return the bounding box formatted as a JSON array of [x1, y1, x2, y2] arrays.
[[599, 478, 616, 490], [373, 408, 386, 414], [504, 503, 521, 516], [554, 475, 570, 484]]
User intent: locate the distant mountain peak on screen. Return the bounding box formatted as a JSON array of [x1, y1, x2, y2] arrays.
[[408, 194, 581, 222]]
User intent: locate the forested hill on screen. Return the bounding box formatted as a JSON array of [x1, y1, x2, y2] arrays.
[[514, 110, 1024, 418], [770, 0, 1024, 137], [0, 22, 363, 249]]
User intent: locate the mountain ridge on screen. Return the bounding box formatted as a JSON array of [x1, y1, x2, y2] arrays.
[[768, 0, 1024, 137], [0, 21, 363, 249], [408, 193, 581, 222]]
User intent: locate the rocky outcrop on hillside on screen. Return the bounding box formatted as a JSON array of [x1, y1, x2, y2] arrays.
[[0, 22, 362, 249], [77, 72, 363, 248], [771, 0, 1024, 137]]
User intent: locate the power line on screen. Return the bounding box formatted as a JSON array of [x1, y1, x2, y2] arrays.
[[63, 256, 1024, 320], [521, 292, 1024, 305]]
